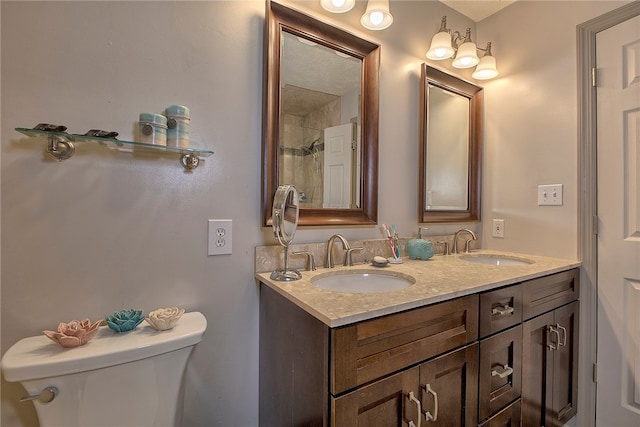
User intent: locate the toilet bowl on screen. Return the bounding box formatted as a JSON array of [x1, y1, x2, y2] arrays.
[[1, 311, 207, 427]]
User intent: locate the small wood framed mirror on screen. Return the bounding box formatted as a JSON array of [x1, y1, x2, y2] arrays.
[[419, 64, 483, 223]]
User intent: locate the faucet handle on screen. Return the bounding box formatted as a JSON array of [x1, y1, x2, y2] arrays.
[[437, 241, 450, 255], [291, 251, 316, 271], [344, 246, 364, 266]]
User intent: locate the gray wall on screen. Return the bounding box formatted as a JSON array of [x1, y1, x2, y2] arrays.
[[0, 1, 628, 426]]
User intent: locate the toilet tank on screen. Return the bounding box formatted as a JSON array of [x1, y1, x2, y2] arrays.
[[1, 311, 207, 427]]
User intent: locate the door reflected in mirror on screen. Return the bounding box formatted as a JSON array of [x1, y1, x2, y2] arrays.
[[262, 1, 380, 227], [419, 64, 483, 223], [279, 31, 362, 209]]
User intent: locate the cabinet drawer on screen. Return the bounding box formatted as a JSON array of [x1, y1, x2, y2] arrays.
[[522, 269, 579, 320], [479, 399, 521, 427], [479, 325, 522, 422], [480, 284, 522, 338], [330, 295, 478, 395]]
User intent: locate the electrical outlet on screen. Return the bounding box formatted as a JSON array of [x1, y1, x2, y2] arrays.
[[208, 219, 232, 255], [538, 184, 563, 206], [493, 219, 505, 238]]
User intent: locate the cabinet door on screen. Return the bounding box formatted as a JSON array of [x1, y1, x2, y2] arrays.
[[479, 399, 522, 427], [479, 325, 522, 422], [332, 367, 421, 427], [419, 344, 478, 427], [521, 311, 554, 427], [521, 302, 579, 427], [550, 301, 579, 426]]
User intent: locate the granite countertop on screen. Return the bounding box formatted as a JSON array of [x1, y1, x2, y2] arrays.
[[256, 249, 580, 327]]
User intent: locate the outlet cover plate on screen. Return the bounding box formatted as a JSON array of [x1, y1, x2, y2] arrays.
[[493, 219, 505, 238], [208, 219, 232, 255]]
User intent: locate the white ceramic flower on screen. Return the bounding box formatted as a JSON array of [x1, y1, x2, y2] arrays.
[[145, 307, 185, 331]]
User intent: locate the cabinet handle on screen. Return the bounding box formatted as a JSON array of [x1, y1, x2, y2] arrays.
[[491, 364, 514, 379], [422, 383, 438, 422], [547, 325, 560, 350], [557, 323, 567, 347], [407, 391, 422, 427], [491, 304, 514, 316]]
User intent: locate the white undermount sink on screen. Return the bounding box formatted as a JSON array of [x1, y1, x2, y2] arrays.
[[310, 270, 415, 293], [460, 254, 534, 266]]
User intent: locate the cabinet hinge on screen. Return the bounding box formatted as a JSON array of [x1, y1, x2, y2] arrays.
[[593, 215, 599, 236], [593, 363, 598, 383], [592, 67, 598, 87]]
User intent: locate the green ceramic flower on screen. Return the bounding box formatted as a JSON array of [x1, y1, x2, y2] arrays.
[[106, 309, 144, 333]]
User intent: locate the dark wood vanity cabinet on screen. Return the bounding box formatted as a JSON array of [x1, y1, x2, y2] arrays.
[[259, 268, 579, 427]]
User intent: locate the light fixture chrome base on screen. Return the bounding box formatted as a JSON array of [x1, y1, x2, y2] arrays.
[[47, 136, 75, 161], [270, 268, 302, 281]]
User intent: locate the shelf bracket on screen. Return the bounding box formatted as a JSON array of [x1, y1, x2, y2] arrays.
[[47, 136, 75, 161], [180, 153, 200, 170]]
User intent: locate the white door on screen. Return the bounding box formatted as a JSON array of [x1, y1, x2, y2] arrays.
[[323, 123, 355, 208], [596, 14, 640, 426]]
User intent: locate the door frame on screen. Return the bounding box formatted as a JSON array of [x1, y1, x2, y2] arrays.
[[577, 2, 640, 426]]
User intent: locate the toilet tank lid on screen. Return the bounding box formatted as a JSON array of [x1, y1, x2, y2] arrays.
[[1, 311, 207, 382]]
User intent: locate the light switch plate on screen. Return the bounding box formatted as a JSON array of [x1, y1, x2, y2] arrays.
[[538, 184, 563, 206]]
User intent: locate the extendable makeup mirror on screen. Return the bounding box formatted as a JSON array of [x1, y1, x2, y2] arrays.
[[270, 184, 301, 281]]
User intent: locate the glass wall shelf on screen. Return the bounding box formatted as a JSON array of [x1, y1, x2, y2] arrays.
[[16, 127, 214, 170]]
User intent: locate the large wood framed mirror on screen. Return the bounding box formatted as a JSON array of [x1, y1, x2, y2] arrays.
[[262, 1, 380, 227], [419, 64, 483, 223]]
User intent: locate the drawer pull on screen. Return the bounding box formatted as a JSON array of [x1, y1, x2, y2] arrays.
[[407, 391, 422, 427], [548, 325, 560, 350], [491, 364, 514, 379], [491, 304, 514, 316], [422, 383, 438, 422]]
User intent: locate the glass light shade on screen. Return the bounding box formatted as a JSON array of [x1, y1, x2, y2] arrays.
[[320, 0, 355, 13], [452, 41, 479, 68], [472, 55, 499, 80], [360, 0, 393, 30], [426, 31, 454, 60]]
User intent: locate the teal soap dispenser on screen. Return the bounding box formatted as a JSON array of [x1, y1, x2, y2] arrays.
[[407, 227, 434, 260]]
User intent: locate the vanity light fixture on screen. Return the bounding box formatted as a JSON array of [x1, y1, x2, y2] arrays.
[[320, 0, 393, 31], [360, 0, 393, 30], [426, 16, 499, 80], [320, 0, 355, 14]]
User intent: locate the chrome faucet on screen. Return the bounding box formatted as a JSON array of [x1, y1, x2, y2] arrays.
[[325, 234, 362, 267], [453, 228, 478, 254]]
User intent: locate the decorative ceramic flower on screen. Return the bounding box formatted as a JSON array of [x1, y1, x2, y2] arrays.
[[105, 309, 144, 333], [43, 318, 102, 348], [145, 307, 185, 331]]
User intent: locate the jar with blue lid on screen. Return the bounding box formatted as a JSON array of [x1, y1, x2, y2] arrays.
[[164, 105, 190, 148], [138, 113, 167, 146]]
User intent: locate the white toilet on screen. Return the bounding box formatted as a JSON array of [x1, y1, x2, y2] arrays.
[[1, 311, 207, 427]]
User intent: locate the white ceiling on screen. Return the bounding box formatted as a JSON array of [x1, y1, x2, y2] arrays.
[[439, 0, 517, 22]]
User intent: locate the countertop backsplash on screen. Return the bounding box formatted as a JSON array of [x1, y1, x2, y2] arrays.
[[255, 234, 474, 273]]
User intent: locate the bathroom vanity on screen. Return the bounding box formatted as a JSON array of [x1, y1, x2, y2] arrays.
[[257, 251, 580, 427]]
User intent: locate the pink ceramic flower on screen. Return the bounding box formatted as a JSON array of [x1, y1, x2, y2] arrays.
[[44, 318, 102, 348]]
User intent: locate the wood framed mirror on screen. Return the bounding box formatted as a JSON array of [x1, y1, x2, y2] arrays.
[[419, 64, 483, 223], [262, 1, 380, 227]]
